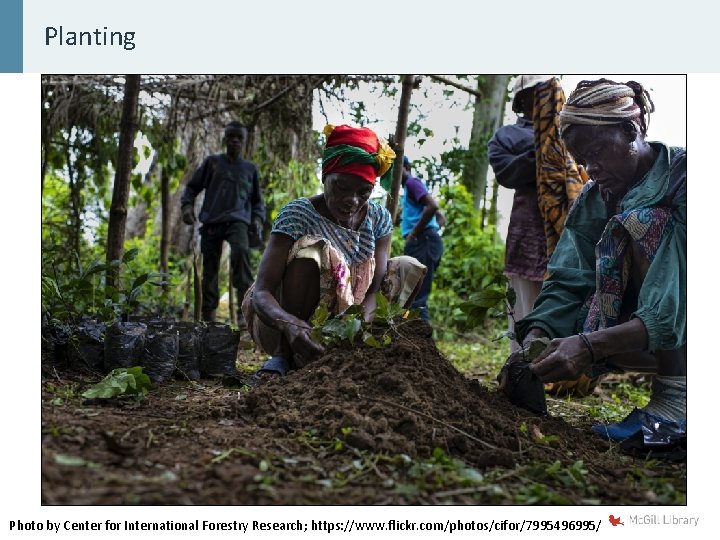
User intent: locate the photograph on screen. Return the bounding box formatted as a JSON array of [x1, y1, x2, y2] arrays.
[[39, 74, 687, 508]]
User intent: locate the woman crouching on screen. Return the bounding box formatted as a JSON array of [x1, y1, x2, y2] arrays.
[[503, 79, 686, 444], [242, 124, 426, 377]]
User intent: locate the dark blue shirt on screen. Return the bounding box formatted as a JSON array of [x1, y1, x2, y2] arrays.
[[181, 153, 265, 225]]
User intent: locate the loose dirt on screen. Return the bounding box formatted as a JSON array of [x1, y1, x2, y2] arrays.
[[41, 320, 686, 505]]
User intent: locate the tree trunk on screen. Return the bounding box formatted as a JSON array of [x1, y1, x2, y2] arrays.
[[106, 74, 141, 290], [125, 153, 158, 239], [386, 75, 415, 224], [41, 92, 50, 197], [462, 75, 510, 210], [182, 268, 191, 321], [228, 258, 236, 325], [193, 249, 202, 321], [488, 177, 500, 228], [485, 85, 509, 230], [160, 165, 170, 293], [65, 138, 82, 260]]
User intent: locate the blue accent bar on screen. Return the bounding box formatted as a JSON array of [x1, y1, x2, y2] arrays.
[[0, 0, 23, 72]]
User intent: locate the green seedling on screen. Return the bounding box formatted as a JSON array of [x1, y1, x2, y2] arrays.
[[81, 367, 152, 399]]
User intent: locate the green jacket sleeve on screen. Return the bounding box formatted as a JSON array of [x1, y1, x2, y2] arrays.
[[632, 157, 686, 351], [515, 186, 605, 341]]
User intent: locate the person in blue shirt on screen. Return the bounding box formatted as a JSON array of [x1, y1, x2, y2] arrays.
[[401, 156, 445, 322]]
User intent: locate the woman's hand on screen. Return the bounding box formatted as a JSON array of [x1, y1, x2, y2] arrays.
[[529, 335, 592, 382], [282, 319, 325, 368], [520, 327, 548, 348], [361, 234, 390, 324], [360, 293, 377, 323]]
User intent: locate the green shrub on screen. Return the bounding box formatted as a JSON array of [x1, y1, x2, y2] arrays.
[[41, 244, 169, 324], [430, 184, 505, 329]]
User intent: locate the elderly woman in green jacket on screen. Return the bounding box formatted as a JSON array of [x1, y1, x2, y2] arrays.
[[506, 79, 686, 442]]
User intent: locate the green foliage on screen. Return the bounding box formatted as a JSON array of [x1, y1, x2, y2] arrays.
[[41, 244, 169, 323], [626, 466, 686, 505], [121, 235, 183, 317], [309, 293, 411, 349], [44, 382, 82, 405], [409, 152, 464, 191], [436, 318, 509, 385], [298, 427, 354, 455], [106, 248, 164, 313], [585, 379, 651, 422], [397, 448, 484, 493], [389, 227, 404, 259], [539, 460, 590, 488], [508, 482, 574, 505], [364, 293, 408, 348], [261, 158, 320, 221], [42, 172, 108, 262], [42, 84, 146, 267], [144, 126, 187, 191], [374, 292, 406, 323], [430, 183, 505, 330], [42, 249, 118, 321], [210, 446, 258, 465], [494, 460, 596, 504], [42, 91, 184, 323], [310, 303, 364, 347], [81, 367, 152, 399], [458, 276, 510, 329], [351, 101, 367, 125]]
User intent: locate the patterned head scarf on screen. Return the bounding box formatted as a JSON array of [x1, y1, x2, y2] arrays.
[[322, 124, 395, 187], [559, 79, 655, 138]]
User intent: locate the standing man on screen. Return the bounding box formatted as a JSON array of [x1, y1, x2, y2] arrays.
[[181, 121, 265, 324], [401, 155, 445, 322]]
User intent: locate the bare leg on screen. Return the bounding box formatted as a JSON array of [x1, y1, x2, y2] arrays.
[[280, 258, 320, 321], [508, 276, 542, 353], [271, 258, 320, 367]]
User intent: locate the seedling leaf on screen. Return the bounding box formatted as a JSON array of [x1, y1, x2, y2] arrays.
[[81, 367, 152, 399]]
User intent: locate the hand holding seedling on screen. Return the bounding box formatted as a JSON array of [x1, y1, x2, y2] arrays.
[[282, 318, 326, 367], [529, 335, 592, 382]]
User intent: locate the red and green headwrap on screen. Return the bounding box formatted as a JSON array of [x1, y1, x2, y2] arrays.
[[322, 124, 396, 189]]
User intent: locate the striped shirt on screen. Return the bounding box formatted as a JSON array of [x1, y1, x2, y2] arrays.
[[272, 198, 392, 266]]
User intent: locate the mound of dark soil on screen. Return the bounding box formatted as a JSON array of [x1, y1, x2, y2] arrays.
[[240, 320, 518, 469], [234, 320, 685, 502]]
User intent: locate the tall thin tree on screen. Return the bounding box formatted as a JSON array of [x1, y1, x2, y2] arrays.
[[106, 74, 141, 290], [386, 74, 415, 224], [462, 75, 509, 211], [160, 165, 170, 292]]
